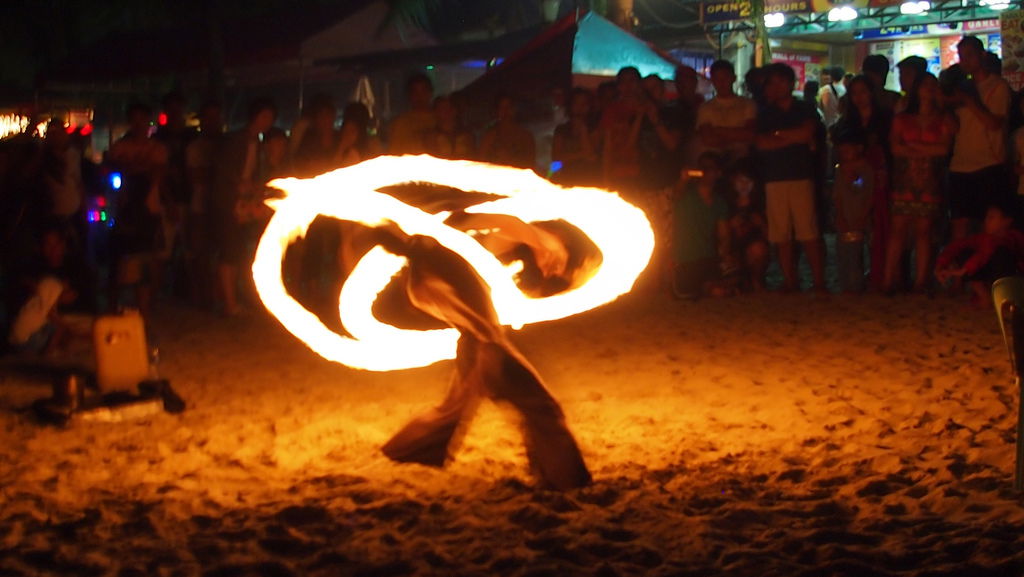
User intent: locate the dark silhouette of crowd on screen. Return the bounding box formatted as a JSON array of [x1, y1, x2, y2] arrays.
[[3, 33, 1024, 356]]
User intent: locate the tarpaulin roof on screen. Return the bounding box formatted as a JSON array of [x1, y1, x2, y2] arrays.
[[571, 12, 679, 78], [43, 1, 433, 84], [456, 11, 679, 124]]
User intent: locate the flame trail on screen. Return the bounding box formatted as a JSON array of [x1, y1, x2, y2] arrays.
[[252, 156, 654, 371]]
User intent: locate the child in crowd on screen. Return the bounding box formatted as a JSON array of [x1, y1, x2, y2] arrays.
[[671, 151, 734, 299], [726, 162, 769, 292], [831, 127, 875, 293], [935, 203, 1024, 307]]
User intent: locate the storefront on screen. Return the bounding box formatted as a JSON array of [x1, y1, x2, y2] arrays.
[[854, 19, 1000, 91], [700, 0, 1022, 92]]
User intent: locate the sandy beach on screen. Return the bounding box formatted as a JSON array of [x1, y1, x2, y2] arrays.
[[1, 291, 1023, 576]]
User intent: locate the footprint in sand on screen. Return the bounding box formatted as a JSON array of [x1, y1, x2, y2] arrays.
[[509, 504, 566, 533], [202, 561, 296, 577], [274, 504, 332, 526]]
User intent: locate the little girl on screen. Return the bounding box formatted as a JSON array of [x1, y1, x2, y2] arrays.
[[832, 127, 875, 293]]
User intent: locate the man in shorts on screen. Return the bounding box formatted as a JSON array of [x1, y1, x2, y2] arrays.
[[948, 36, 1012, 244], [754, 63, 826, 293], [696, 59, 756, 165]]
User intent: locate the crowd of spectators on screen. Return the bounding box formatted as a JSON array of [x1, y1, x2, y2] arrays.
[[3, 33, 1024, 355]]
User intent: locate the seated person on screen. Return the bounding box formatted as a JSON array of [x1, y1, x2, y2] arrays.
[[726, 161, 769, 292], [935, 203, 1024, 307], [671, 151, 734, 299], [8, 225, 96, 355]]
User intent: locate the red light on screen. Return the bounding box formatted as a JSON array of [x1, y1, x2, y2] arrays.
[[80, 123, 93, 136], [65, 124, 76, 134], [95, 196, 107, 208], [158, 113, 168, 126]]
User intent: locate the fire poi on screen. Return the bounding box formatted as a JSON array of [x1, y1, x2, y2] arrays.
[[252, 155, 655, 489]]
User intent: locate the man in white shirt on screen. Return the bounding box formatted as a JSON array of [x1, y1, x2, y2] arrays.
[[696, 59, 756, 165], [948, 35, 1012, 243], [818, 66, 846, 127]]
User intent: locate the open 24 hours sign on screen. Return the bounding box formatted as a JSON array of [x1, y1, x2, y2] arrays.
[[701, 0, 869, 24]]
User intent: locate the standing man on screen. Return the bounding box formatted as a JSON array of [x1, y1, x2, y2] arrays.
[[696, 59, 757, 166], [480, 95, 536, 170], [153, 92, 198, 297], [818, 66, 846, 128], [755, 63, 826, 293], [184, 100, 224, 307], [667, 65, 704, 170], [211, 98, 276, 316], [861, 54, 901, 112], [948, 36, 1012, 245], [388, 73, 436, 155], [106, 102, 167, 316]]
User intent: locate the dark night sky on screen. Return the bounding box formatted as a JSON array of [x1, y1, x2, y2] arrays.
[[0, 0, 699, 95], [0, 0, 367, 91]]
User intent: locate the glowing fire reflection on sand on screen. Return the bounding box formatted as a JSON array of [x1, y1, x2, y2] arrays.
[[252, 155, 654, 371]]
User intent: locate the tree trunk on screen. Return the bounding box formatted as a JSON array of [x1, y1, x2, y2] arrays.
[[750, 0, 771, 65]]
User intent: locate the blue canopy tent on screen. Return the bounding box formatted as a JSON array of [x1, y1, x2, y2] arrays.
[[570, 12, 679, 84], [456, 11, 680, 129]]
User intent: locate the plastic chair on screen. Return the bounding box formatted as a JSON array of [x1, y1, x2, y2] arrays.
[[991, 276, 1024, 492]]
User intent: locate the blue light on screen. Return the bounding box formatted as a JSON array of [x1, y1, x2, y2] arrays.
[[110, 172, 122, 190], [550, 160, 563, 173]]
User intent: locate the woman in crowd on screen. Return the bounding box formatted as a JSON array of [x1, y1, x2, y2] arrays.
[[835, 75, 892, 291], [336, 102, 381, 166], [884, 73, 956, 294], [293, 94, 338, 176]]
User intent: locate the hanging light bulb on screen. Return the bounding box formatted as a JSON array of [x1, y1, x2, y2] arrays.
[[764, 12, 786, 28], [827, 5, 859, 21], [900, 0, 931, 14], [980, 0, 1011, 9]]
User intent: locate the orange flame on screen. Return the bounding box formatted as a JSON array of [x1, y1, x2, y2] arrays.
[[252, 155, 654, 371]]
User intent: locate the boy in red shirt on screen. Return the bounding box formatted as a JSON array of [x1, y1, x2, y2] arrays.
[[936, 203, 1024, 306]]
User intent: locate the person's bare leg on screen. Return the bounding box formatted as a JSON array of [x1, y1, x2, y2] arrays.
[[218, 263, 239, 315], [950, 217, 971, 293], [777, 241, 797, 291], [802, 239, 826, 292], [746, 241, 769, 292], [137, 258, 162, 316], [969, 280, 991, 308], [884, 215, 909, 292], [912, 217, 934, 292]]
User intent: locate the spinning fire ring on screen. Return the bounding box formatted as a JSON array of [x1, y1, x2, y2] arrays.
[[252, 155, 654, 371]]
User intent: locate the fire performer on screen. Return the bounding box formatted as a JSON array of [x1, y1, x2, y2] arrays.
[[375, 220, 593, 490], [253, 158, 654, 490]]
